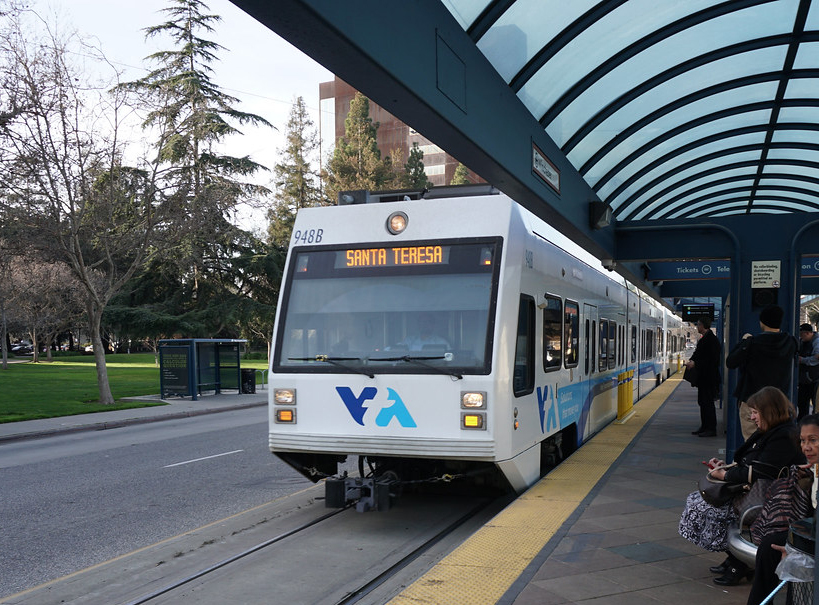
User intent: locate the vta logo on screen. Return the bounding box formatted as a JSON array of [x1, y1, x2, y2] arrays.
[[336, 387, 417, 428], [537, 385, 557, 433]]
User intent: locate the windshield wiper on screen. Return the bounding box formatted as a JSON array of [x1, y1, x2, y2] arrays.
[[288, 354, 374, 378], [369, 354, 463, 380]]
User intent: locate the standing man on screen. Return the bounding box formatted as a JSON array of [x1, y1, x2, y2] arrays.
[[726, 305, 798, 439], [797, 323, 819, 419], [686, 316, 721, 437]]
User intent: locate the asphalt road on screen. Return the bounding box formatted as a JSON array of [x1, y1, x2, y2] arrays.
[[0, 407, 314, 598]]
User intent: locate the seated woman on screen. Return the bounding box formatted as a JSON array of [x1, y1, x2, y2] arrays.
[[745, 414, 818, 605], [679, 386, 803, 586]]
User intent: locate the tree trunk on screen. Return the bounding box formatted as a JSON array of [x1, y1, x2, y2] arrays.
[[88, 303, 115, 405]]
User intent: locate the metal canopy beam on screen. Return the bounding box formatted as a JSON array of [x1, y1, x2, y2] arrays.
[[229, 0, 616, 263]]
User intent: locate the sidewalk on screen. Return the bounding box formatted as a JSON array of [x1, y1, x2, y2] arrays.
[[0, 390, 268, 444]]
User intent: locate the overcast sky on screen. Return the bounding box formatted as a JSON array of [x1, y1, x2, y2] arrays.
[[44, 0, 333, 228]]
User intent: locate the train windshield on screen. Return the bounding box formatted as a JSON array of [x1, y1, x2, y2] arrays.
[[273, 238, 501, 374]]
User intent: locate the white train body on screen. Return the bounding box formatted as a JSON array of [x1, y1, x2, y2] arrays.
[[269, 190, 683, 492]]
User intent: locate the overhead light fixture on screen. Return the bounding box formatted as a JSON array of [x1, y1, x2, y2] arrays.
[[589, 200, 613, 230]]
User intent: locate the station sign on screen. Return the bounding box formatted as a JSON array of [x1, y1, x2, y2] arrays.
[[532, 143, 560, 193], [647, 261, 730, 281]]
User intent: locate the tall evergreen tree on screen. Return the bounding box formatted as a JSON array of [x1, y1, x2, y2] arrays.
[[405, 142, 432, 189], [450, 162, 471, 185], [118, 0, 271, 297], [267, 96, 324, 247], [326, 92, 390, 202]]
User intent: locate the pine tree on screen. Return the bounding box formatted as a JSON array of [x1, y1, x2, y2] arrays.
[[268, 97, 324, 247], [118, 0, 271, 295], [405, 142, 432, 189], [450, 162, 471, 185], [326, 92, 390, 201]]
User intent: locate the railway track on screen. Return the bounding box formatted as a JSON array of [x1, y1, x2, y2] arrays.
[[7, 485, 510, 605]]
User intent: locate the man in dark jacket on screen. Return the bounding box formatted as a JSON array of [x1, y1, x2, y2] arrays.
[[686, 316, 721, 436], [726, 305, 798, 439], [797, 323, 819, 419]]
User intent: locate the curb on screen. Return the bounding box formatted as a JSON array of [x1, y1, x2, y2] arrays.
[[0, 401, 267, 445]]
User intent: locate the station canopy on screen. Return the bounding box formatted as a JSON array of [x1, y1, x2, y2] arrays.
[[441, 0, 819, 221]]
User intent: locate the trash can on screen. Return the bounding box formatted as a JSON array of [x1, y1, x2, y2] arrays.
[[240, 369, 256, 394], [785, 518, 815, 605]]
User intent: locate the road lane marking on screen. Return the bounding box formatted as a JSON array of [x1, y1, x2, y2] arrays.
[[163, 449, 244, 468]]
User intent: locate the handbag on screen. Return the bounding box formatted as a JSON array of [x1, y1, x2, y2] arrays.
[[698, 464, 744, 507], [732, 477, 772, 520], [750, 466, 813, 545], [683, 365, 698, 387]]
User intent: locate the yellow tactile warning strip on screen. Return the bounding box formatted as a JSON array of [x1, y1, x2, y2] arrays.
[[388, 375, 682, 605]]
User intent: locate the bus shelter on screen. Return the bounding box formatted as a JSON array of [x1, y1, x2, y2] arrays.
[[159, 339, 247, 400]]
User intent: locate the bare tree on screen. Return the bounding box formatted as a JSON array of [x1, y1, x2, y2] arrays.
[[0, 10, 168, 402]]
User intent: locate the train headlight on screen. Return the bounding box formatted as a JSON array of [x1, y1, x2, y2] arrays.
[[386, 211, 408, 235], [274, 388, 296, 404], [461, 391, 486, 409], [275, 408, 296, 423], [462, 412, 486, 430]]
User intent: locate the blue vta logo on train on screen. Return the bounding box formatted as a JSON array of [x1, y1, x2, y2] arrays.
[[336, 386, 417, 428], [537, 385, 557, 433]]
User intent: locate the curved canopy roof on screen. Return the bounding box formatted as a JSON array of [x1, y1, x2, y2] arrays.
[[441, 0, 819, 221]]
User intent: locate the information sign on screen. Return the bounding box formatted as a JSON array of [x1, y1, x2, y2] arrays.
[[532, 143, 560, 193], [751, 261, 781, 288], [161, 346, 190, 395]]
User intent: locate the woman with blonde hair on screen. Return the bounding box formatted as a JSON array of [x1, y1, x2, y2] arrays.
[[679, 386, 803, 585]]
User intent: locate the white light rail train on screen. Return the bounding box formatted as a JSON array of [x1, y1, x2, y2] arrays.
[[268, 186, 684, 510]]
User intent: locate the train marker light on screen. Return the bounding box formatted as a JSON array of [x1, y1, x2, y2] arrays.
[[386, 211, 408, 235], [274, 388, 296, 404], [462, 412, 485, 430], [461, 391, 486, 409], [275, 408, 296, 423]]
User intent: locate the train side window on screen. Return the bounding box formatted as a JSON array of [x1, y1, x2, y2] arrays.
[[598, 320, 608, 372], [591, 320, 596, 374], [619, 325, 624, 365], [630, 325, 637, 363], [608, 322, 616, 369], [564, 300, 579, 368], [542, 295, 562, 371], [584, 319, 590, 374], [514, 295, 535, 396]]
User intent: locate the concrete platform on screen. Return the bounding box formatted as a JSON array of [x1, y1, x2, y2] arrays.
[[390, 376, 766, 605]]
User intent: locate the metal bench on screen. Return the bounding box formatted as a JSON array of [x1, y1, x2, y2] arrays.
[[727, 504, 763, 568]]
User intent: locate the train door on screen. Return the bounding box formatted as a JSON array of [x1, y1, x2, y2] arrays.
[[582, 303, 597, 411]]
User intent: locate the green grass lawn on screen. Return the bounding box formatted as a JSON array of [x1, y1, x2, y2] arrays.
[[0, 353, 269, 423]]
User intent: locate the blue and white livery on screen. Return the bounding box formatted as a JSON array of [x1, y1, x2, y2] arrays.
[[268, 187, 683, 496]]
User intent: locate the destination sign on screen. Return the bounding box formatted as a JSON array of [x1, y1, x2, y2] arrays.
[[339, 245, 447, 268]]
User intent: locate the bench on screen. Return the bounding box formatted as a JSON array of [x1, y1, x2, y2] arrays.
[[727, 504, 763, 568]]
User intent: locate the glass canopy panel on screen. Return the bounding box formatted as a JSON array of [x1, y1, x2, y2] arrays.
[[438, 0, 489, 29], [666, 192, 750, 219], [576, 82, 777, 184], [628, 178, 756, 220], [553, 3, 795, 147], [793, 42, 819, 70], [606, 151, 762, 210], [625, 167, 757, 218], [516, 0, 715, 125], [762, 164, 819, 181], [596, 110, 772, 208], [476, 0, 597, 83], [599, 133, 765, 204], [771, 130, 819, 144], [768, 149, 819, 164], [806, 3, 819, 30], [783, 78, 819, 99], [576, 49, 785, 180], [760, 177, 819, 189]]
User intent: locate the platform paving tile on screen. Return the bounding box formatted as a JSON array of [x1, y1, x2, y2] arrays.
[[507, 381, 753, 605], [530, 571, 631, 601]]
